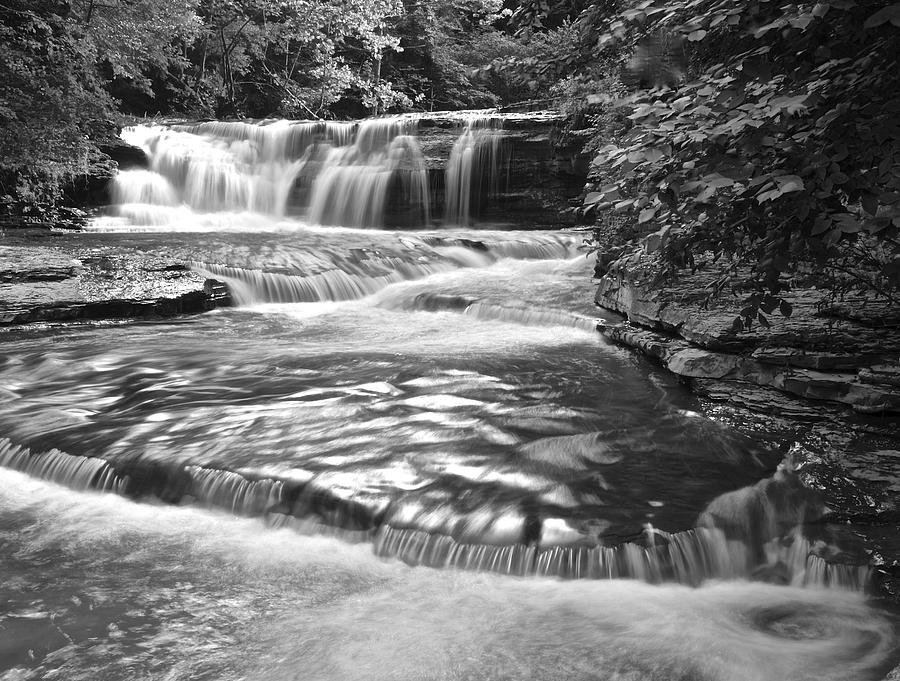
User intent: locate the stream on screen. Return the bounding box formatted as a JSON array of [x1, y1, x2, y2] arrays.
[[0, 113, 897, 680]]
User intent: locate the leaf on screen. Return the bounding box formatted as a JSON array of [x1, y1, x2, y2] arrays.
[[769, 95, 809, 115], [760, 295, 778, 314], [643, 226, 670, 254], [864, 4, 900, 29], [789, 14, 814, 30], [774, 175, 804, 193], [757, 312, 770, 328], [830, 171, 849, 185], [779, 300, 793, 317], [584, 192, 603, 205], [836, 214, 862, 233], [703, 174, 735, 188], [757, 188, 783, 203], [638, 207, 657, 223], [696, 185, 716, 203], [643, 147, 665, 162], [861, 194, 879, 215], [687, 29, 707, 41]]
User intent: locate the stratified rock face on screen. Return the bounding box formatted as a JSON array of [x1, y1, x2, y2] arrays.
[[594, 258, 900, 415], [61, 139, 149, 209], [0, 243, 229, 325], [413, 112, 587, 228]]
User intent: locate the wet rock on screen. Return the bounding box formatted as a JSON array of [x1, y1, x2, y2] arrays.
[[595, 257, 900, 415], [665, 348, 741, 379], [0, 246, 81, 283], [0, 240, 230, 326], [99, 139, 149, 170]]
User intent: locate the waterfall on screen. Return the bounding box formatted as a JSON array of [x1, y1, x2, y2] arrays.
[[112, 116, 437, 229], [306, 118, 431, 228], [0, 436, 869, 590], [108, 112, 519, 229], [444, 114, 505, 226]]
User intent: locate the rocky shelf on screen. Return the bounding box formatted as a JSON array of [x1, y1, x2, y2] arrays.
[[0, 237, 230, 326], [595, 260, 900, 416]]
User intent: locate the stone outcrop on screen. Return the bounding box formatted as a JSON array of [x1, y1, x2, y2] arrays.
[[0, 239, 229, 325], [595, 259, 900, 415], [62, 138, 149, 209]]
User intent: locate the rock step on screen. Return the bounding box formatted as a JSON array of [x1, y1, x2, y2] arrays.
[[598, 322, 900, 415]]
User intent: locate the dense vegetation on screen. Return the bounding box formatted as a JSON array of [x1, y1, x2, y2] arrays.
[[575, 0, 900, 321], [2, 0, 898, 312]]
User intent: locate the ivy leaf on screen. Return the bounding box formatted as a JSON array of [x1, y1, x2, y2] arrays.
[[779, 299, 793, 317], [757, 188, 783, 203], [644, 147, 666, 162], [638, 207, 657, 223], [774, 175, 804, 193], [769, 95, 809, 115], [703, 174, 735, 188], [861, 194, 879, 215], [759, 295, 778, 314], [835, 213, 862, 233], [864, 4, 900, 29]]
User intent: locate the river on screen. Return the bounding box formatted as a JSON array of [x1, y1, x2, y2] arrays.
[[0, 113, 896, 680]]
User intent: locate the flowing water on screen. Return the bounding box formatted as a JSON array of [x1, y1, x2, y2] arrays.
[[1, 113, 897, 679]]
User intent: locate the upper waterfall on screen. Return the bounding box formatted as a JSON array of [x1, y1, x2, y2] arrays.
[[112, 113, 483, 229], [104, 110, 573, 231]]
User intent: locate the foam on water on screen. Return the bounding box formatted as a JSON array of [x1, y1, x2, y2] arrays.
[[0, 468, 895, 681]]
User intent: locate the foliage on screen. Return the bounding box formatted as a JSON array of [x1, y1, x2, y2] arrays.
[[582, 0, 900, 328], [71, 0, 201, 95], [0, 0, 116, 219], [376, 0, 509, 111]]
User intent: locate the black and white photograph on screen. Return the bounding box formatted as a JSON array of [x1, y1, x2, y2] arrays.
[[1, 0, 899, 678]]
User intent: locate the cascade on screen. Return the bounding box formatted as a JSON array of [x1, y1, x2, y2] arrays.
[[306, 118, 430, 228], [444, 114, 505, 226], [110, 112, 518, 229], [0, 437, 870, 590]]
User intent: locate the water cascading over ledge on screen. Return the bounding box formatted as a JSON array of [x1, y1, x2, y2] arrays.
[[106, 110, 578, 230], [443, 113, 506, 226], [0, 437, 869, 590]]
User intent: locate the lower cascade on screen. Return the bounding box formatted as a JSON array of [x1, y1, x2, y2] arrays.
[[1, 111, 897, 681]]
